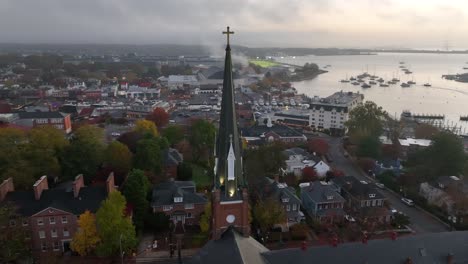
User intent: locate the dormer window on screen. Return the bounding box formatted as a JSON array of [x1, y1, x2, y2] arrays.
[[174, 197, 183, 203], [327, 195, 334, 200], [369, 193, 376, 198], [282, 198, 289, 203]]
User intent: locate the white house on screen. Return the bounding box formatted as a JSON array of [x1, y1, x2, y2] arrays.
[[282, 148, 330, 178]]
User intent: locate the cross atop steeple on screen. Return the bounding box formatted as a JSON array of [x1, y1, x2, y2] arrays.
[[222, 26, 234, 46]]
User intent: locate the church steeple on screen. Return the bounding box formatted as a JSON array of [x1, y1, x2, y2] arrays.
[[215, 26, 244, 197], [212, 27, 250, 240]]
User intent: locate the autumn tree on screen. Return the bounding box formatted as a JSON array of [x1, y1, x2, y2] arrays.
[[253, 199, 286, 236], [61, 125, 105, 183], [189, 119, 216, 164], [146, 107, 169, 128], [104, 141, 132, 177], [96, 191, 137, 257], [134, 119, 158, 137], [307, 138, 329, 156], [25, 126, 69, 179], [302, 167, 318, 182], [163, 125, 185, 146], [0, 203, 30, 263], [70, 210, 101, 256], [117, 131, 144, 153], [199, 202, 212, 234], [123, 169, 150, 232]]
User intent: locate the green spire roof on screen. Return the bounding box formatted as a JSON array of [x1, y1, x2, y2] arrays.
[[215, 27, 244, 195]]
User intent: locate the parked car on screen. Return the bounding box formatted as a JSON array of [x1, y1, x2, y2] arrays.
[[390, 208, 398, 214], [344, 214, 356, 222], [401, 198, 414, 207], [375, 183, 385, 189], [111, 132, 121, 137]]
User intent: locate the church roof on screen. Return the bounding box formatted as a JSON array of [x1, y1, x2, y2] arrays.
[[262, 231, 468, 264], [188, 228, 269, 264]]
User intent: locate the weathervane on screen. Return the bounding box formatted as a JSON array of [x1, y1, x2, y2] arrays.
[[222, 26, 234, 46]]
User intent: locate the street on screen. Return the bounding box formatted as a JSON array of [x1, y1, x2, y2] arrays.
[[326, 137, 449, 234]]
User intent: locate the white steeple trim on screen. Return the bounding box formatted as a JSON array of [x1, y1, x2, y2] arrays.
[[227, 135, 236, 181], [266, 115, 273, 128]]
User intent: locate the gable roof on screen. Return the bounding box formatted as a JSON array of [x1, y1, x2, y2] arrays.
[[242, 124, 306, 138], [3, 185, 107, 216], [301, 181, 346, 204], [188, 228, 269, 264], [151, 180, 206, 207], [332, 176, 385, 200], [262, 231, 468, 264], [17, 111, 65, 119]]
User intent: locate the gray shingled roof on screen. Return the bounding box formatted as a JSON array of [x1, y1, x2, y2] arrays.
[[188, 228, 269, 264], [2, 186, 107, 216], [242, 124, 305, 138], [151, 181, 207, 207], [332, 176, 385, 200], [17, 111, 65, 119], [262, 231, 468, 264], [301, 181, 346, 204]]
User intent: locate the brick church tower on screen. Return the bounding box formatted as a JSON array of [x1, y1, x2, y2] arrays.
[[212, 27, 250, 239]]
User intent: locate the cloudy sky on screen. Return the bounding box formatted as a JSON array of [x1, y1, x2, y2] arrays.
[[1, 0, 467, 49]]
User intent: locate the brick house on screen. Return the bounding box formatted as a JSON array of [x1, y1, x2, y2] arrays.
[[0, 173, 116, 256], [15, 111, 72, 133], [332, 176, 391, 223], [300, 181, 346, 224], [260, 177, 303, 228], [151, 180, 207, 226]]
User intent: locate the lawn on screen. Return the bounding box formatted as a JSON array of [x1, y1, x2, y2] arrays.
[[249, 59, 280, 68], [191, 163, 211, 188]]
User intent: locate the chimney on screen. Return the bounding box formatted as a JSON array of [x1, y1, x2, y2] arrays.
[[404, 257, 413, 264], [274, 174, 279, 183], [447, 253, 454, 264], [0, 178, 14, 202], [106, 172, 116, 194], [73, 174, 84, 198], [33, 176, 49, 200]]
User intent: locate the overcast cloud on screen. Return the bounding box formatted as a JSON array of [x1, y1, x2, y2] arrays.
[[1, 0, 467, 49]]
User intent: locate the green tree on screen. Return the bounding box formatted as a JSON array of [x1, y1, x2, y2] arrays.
[[244, 143, 286, 194], [96, 191, 137, 257], [0, 128, 33, 189], [123, 169, 150, 232], [0, 203, 30, 263], [104, 141, 132, 176], [134, 137, 165, 175], [424, 132, 466, 177], [190, 119, 216, 164], [134, 119, 158, 137], [61, 125, 105, 183], [163, 125, 185, 146], [253, 199, 286, 235], [345, 101, 388, 141], [70, 210, 101, 256], [357, 135, 381, 159], [177, 162, 193, 181]]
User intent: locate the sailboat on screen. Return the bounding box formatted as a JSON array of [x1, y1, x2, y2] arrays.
[[423, 77, 431, 87], [340, 74, 350, 83]]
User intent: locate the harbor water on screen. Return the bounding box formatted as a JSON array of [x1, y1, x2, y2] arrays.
[[276, 53, 468, 135]]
